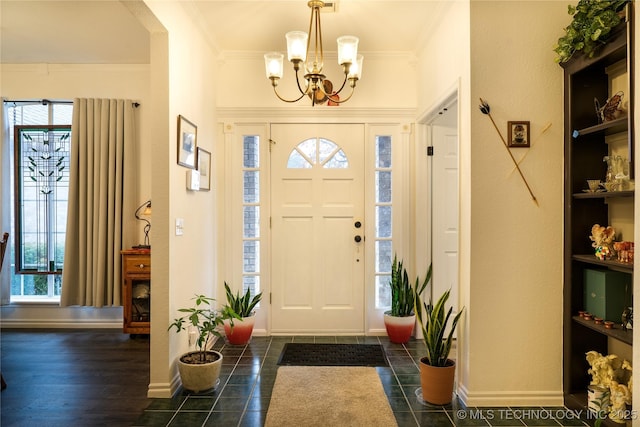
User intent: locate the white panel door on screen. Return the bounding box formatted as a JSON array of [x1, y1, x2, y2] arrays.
[[270, 124, 365, 334], [431, 122, 459, 316]]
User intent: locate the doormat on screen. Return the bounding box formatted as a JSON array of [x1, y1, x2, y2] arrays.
[[277, 343, 388, 366]]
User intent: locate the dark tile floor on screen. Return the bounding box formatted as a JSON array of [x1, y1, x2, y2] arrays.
[[134, 336, 592, 427]]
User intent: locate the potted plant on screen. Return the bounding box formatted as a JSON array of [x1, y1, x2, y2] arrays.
[[553, 0, 629, 63], [414, 273, 464, 405], [168, 294, 239, 392], [383, 255, 428, 344], [222, 282, 262, 345]]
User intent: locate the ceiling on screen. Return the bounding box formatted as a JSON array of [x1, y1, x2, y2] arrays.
[[0, 0, 449, 64]]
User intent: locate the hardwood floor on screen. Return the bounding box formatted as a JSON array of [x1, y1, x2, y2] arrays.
[[1, 329, 150, 427]]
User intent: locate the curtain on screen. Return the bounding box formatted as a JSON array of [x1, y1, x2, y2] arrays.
[[60, 99, 136, 307], [0, 101, 11, 305]]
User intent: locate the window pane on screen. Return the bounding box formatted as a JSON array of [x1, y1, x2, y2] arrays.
[[243, 240, 260, 273], [299, 138, 317, 163], [376, 171, 391, 202], [52, 105, 73, 125], [376, 275, 391, 308], [243, 206, 260, 238], [243, 171, 259, 203], [243, 275, 260, 307], [287, 150, 313, 169], [376, 206, 392, 238], [376, 136, 391, 168], [318, 138, 338, 164], [375, 240, 392, 273], [323, 149, 349, 169], [243, 135, 259, 168]]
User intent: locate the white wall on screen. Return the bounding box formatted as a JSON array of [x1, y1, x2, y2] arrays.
[[0, 63, 151, 327], [142, 0, 219, 398]]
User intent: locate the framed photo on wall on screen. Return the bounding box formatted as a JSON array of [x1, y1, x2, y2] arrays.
[[507, 121, 530, 147], [177, 115, 197, 168], [197, 147, 211, 191]]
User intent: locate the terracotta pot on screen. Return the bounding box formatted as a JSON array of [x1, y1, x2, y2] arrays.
[[419, 357, 456, 405], [383, 312, 415, 344], [177, 350, 223, 393], [224, 314, 256, 345]]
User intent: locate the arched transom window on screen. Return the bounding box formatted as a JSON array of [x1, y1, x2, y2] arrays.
[[286, 137, 349, 169]]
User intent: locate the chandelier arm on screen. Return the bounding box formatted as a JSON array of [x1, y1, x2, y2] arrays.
[[272, 85, 308, 103], [294, 69, 310, 96], [326, 83, 357, 104]]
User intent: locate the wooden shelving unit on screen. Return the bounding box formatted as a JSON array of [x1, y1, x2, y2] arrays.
[[121, 249, 151, 335], [562, 5, 634, 422]]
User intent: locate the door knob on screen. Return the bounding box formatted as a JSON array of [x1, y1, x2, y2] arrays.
[[354, 235, 362, 243]]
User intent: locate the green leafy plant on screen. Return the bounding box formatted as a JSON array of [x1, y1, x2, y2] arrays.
[[554, 0, 629, 63], [414, 270, 464, 367], [224, 282, 262, 318], [168, 294, 239, 363], [388, 254, 429, 317]]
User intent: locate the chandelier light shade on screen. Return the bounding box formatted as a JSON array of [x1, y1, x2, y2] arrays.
[[264, 0, 363, 106]]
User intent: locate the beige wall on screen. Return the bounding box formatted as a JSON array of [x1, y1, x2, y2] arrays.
[[217, 52, 417, 110], [417, 0, 567, 406], [467, 0, 565, 405]]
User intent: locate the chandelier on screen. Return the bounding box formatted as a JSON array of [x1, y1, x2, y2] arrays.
[[264, 0, 363, 106]]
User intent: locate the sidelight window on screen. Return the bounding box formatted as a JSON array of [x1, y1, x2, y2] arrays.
[[374, 135, 393, 308]]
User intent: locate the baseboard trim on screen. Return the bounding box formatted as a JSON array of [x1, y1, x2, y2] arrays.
[[0, 319, 121, 329], [148, 377, 179, 399], [457, 383, 564, 407]]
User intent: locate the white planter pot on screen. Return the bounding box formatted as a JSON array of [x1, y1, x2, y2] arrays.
[[177, 350, 223, 393]]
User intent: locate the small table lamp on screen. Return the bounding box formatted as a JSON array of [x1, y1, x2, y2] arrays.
[[133, 200, 151, 249]]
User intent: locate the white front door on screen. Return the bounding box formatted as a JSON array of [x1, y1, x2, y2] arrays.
[[270, 123, 365, 334]]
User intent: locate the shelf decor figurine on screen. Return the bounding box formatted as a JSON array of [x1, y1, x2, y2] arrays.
[[589, 224, 616, 260], [585, 351, 632, 424]]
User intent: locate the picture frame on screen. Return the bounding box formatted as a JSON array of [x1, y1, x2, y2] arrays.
[[507, 121, 530, 147], [177, 115, 197, 168], [197, 147, 211, 191]]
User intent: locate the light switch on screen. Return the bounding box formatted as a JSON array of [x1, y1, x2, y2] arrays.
[[176, 218, 184, 236]]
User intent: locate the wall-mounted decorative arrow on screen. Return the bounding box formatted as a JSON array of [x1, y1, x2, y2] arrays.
[[479, 98, 538, 206]]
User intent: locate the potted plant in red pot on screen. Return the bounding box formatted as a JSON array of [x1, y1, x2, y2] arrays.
[[223, 282, 262, 345], [383, 255, 428, 344]]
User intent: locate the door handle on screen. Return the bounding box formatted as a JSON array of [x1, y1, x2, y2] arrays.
[[354, 235, 362, 243]]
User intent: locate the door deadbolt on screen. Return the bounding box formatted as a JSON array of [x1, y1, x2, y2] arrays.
[[354, 221, 362, 228]]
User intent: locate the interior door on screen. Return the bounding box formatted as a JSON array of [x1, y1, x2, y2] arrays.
[[431, 103, 459, 318], [270, 123, 365, 334]]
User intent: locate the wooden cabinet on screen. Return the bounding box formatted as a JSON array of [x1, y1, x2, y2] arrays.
[[121, 249, 151, 334], [562, 6, 634, 418]]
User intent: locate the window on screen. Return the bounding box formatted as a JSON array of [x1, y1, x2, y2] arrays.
[[374, 135, 392, 308], [287, 137, 349, 169], [242, 135, 261, 301], [7, 102, 73, 299]]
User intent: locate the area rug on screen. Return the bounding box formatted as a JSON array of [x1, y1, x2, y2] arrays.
[[265, 366, 398, 427], [277, 343, 388, 366]]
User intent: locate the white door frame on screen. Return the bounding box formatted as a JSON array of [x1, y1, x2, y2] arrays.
[[416, 84, 460, 310], [221, 117, 413, 337]]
